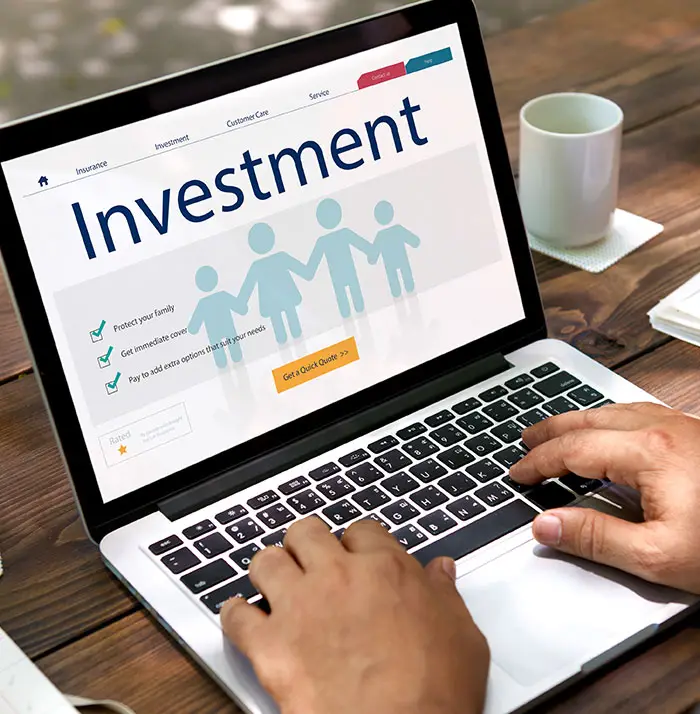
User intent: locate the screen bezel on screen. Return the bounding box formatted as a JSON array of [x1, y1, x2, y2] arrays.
[[0, 0, 546, 540]]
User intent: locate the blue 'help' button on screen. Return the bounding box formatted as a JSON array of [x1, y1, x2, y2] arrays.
[[406, 47, 453, 74]]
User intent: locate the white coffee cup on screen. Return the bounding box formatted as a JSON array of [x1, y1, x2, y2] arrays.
[[519, 92, 623, 248]]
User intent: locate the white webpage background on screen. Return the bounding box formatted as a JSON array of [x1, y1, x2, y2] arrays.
[[2, 24, 525, 502]]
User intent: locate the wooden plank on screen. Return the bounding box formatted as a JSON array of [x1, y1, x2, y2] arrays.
[[0, 375, 136, 659], [37, 611, 236, 714], [0, 274, 30, 382]]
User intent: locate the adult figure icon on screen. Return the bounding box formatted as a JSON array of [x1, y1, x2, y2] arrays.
[[370, 200, 421, 298], [188, 265, 247, 368], [238, 222, 313, 345], [308, 198, 375, 319]]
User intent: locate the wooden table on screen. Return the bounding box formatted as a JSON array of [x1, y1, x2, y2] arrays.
[[2, 0, 700, 711]]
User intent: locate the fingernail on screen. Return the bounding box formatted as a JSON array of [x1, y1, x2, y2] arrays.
[[442, 558, 457, 581], [534, 514, 562, 546]]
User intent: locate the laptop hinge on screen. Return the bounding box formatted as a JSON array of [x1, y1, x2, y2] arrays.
[[159, 351, 512, 521]]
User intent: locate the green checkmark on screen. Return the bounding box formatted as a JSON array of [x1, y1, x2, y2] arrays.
[[99, 346, 114, 363], [107, 372, 122, 390], [91, 320, 106, 338]]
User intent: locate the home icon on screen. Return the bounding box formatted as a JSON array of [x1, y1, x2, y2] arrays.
[[38, 176, 49, 188]]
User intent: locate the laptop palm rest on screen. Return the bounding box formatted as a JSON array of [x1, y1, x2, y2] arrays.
[[455, 490, 687, 689]]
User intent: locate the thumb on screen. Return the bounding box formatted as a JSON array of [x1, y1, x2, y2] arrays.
[[533, 509, 657, 581], [425, 556, 458, 589]]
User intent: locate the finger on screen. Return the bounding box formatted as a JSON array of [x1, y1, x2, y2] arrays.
[[510, 429, 652, 487], [424, 557, 457, 588], [283, 516, 344, 570], [522, 404, 662, 450], [248, 545, 303, 604], [532, 508, 661, 582], [342, 519, 406, 554], [220, 596, 268, 657]]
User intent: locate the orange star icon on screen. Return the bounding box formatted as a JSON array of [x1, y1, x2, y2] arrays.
[[118, 444, 127, 456]]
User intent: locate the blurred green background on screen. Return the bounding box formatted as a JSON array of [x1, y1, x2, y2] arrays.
[[0, 0, 587, 124]]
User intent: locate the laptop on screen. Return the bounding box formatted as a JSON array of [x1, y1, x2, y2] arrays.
[[0, 1, 696, 712]]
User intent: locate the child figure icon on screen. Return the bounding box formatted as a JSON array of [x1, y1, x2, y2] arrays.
[[188, 266, 248, 368], [370, 200, 421, 298], [238, 222, 313, 345]]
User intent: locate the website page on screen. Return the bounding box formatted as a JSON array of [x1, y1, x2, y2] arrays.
[[2, 23, 525, 503]]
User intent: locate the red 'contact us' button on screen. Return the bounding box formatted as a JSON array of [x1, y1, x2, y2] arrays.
[[357, 62, 407, 89]]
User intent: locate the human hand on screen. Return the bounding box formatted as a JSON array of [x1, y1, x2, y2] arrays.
[[221, 517, 490, 714], [510, 402, 700, 594]]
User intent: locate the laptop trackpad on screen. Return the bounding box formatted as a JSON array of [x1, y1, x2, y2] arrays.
[[456, 540, 678, 687]]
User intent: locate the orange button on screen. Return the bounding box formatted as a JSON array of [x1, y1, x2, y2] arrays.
[[273, 337, 359, 394]]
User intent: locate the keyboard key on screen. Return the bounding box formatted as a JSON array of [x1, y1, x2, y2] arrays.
[[318, 476, 355, 501], [534, 372, 582, 398], [438, 471, 477, 497], [149, 535, 183, 556], [505, 374, 534, 390], [479, 385, 508, 402], [524, 482, 577, 510], [367, 435, 399, 454], [493, 446, 526, 469], [518, 408, 549, 428], [323, 500, 362, 526], [226, 518, 265, 545], [396, 423, 427, 440], [181, 559, 236, 595], [338, 449, 370, 468], [483, 400, 519, 423], [502, 475, 532, 494], [162, 547, 201, 574], [410, 485, 449, 511], [414, 500, 538, 566], [491, 421, 522, 444], [429, 423, 467, 448], [214, 505, 248, 525], [543, 397, 579, 416], [247, 491, 280, 510], [409, 458, 448, 483], [381, 499, 420, 526], [382, 472, 420, 497], [560, 474, 604, 495], [452, 397, 481, 415], [447, 496, 486, 522], [568, 385, 604, 407], [278, 476, 311, 496], [456, 412, 493, 435], [309, 462, 340, 482], [531, 363, 559, 379], [466, 458, 504, 483], [402, 436, 440, 460], [201, 576, 257, 614], [425, 410, 455, 428], [393, 524, 428, 550], [419, 510, 457, 536], [352, 485, 391, 511], [595, 399, 615, 408], [261, 530, 288, 548], [436, 444, 474, 470], [345, 462, 384, 487], [257, 504, 295, 530], [475, 482, 515, 508], [288, 489, 326, 515], [508, 388, 544, 410], [230, 543, 261, 570], [194, 533, 233, 559], [374, 449, 412, 474], [182, 520, 216, 540], [361, 514, 392, 530], [465, 433, 502, 457]]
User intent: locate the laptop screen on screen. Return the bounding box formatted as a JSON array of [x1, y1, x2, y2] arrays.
[[1, 22, 525, 503]]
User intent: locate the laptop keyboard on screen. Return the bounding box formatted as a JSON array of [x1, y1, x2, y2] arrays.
[[145, 362, 613, 618]]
